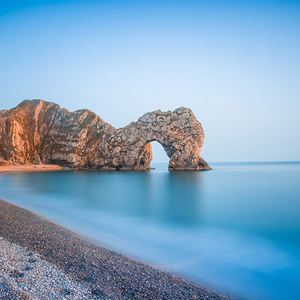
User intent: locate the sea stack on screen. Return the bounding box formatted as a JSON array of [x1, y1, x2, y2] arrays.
[[0, 100, 211, 171]]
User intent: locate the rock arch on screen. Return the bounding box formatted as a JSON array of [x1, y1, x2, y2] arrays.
[[113, 106, 211, 170], [0, 100, 211, 171]]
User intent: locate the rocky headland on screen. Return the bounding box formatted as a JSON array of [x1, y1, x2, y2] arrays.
[[0, 100, 211, 171]]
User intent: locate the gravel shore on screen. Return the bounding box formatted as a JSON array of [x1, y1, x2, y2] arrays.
[[0, 237, 94, 299], [0, 199, 238, 299]]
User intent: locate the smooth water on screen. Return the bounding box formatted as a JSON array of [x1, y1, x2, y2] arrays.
[[0, 162, 300, 299]]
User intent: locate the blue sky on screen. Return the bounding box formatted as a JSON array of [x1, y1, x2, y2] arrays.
[[0, 0, 299, 162]]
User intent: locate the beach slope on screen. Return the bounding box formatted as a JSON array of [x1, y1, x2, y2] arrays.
[[0, 199, 234, 299]]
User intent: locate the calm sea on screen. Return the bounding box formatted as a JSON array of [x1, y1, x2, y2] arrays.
[[0, 162, 300, 299]]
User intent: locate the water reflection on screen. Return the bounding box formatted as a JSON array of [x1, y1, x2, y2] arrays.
[[165, 171, 203, 225], [1, 162, 300, 300], [3, 168, 204, 226]]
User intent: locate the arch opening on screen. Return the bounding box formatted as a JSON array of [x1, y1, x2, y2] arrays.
[[150, 141, 169, 170]]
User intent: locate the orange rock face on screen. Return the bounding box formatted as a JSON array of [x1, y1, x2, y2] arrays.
[[0, 100, 211, 171]]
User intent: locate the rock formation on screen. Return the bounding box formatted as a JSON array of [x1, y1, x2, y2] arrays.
[[0, 100, 211, 170]]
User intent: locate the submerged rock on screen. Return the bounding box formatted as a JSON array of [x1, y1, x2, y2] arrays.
[[0, 100, 211, 171]]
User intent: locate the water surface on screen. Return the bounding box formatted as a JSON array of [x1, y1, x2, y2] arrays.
[[0, 162, 300, 299]]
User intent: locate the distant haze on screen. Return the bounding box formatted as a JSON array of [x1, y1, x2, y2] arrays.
[[1, 0, 299, 163]]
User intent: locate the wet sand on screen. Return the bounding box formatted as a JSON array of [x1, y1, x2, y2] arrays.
[[0, 166, 238, 299], [0, 164, 64, 174]]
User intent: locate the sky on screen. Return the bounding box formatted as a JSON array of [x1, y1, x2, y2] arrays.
[[0, 0, 299, 163]]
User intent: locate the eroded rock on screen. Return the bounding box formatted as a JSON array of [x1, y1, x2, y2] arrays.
[[0, 100, 211, 170]]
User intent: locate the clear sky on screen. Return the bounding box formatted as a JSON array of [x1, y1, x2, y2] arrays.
[[0, 0, 299, 162]]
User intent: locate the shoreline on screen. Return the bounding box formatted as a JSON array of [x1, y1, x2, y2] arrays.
[[0, 164, 65, 174], [0, 166, 238, 299], [0, 199, 236, 299]]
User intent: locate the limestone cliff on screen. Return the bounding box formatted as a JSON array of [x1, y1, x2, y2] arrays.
[[0, 100, 211, 170]]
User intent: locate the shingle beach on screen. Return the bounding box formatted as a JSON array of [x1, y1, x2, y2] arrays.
[[0, 192, 239, 299]]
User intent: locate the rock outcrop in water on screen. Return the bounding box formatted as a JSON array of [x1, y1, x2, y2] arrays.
[[0, 100, 211, 170]]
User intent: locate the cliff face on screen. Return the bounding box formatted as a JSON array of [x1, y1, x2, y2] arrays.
[[0, 100, 211, 170]]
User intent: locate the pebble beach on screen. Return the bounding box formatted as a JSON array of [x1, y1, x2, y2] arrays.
[[0, 167, 238, 300]]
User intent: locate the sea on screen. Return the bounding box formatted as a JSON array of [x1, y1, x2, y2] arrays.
[[0, 162, 300, 300]]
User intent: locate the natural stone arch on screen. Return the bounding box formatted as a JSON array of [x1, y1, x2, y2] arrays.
[[110, 106, 211, 170], [0, 100, 211, 171]]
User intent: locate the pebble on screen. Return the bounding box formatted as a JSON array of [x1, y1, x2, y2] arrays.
[[0, 238, 94, 299], [0, 199, 241, 300]]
